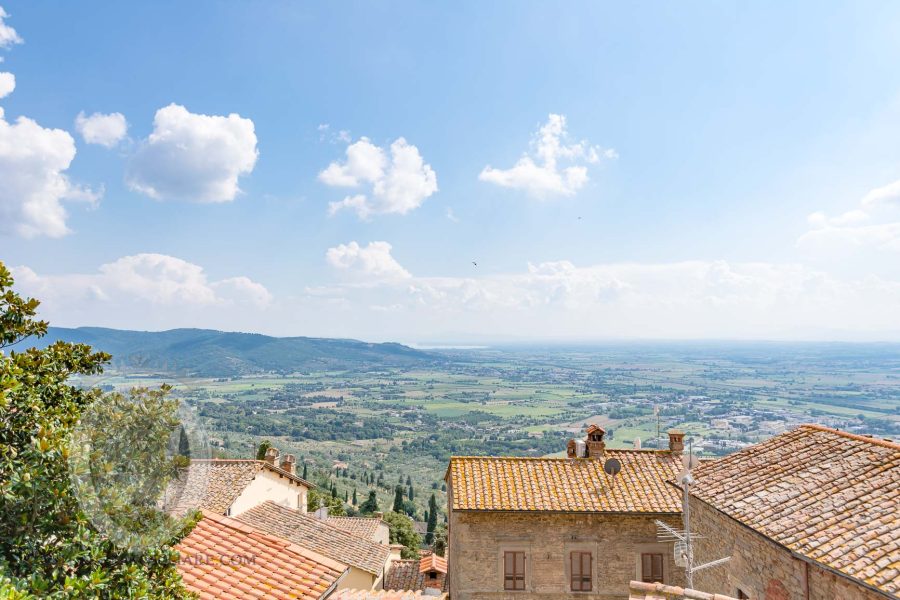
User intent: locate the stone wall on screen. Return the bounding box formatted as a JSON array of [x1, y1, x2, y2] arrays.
[[447, 510, 685, 600], [688, 496, 886, 600]]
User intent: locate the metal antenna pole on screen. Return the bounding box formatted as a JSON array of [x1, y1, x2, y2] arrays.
[[682, 472, 694, 589]]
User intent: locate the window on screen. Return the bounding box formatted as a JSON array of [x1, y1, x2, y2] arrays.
[[570, 551, 592, 591], [641, 553, 663, 583], [503, 551, 526, 591]]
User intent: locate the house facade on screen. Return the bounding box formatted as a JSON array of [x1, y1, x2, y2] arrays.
[[685, 425, 899, 600], [446, 427, 688, 600]]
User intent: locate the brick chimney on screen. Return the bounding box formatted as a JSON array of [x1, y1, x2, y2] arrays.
[[668, 430, 685, 453], [280, 453, 296, 475], [566, 439, 577, 458], [264, 446, 280, 466], [585, 424, 606, 457]]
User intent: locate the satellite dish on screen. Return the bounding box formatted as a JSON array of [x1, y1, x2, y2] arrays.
[[682, 453, 700, 470], [603, 458, 621, 477]]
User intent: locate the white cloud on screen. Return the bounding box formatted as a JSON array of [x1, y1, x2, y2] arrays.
[[0, 6, 23, 49], [326, 241, 412, 280], [319, 136, 437, 218], [75, 111, 128, 147], [0, 108, 100, 238], [127, 104, 258, 203], [306, 255, 900, 340], [479, 114, 616, 198], [0, 71, 13, 98], [12, 253, 271, 309], [445, 207, 459, 223], [861, 178, 900, 209], [799, 179, 900, 261]]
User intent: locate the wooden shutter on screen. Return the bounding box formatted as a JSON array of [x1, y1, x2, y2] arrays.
[[570, 551, 592, 591], [504, 551, 526, 590], [641, 553, 664, 583]]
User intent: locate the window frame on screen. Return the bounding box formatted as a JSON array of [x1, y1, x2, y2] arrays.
[[640, 552, 664, 583], [569, 551, 592, 592], [503, 550, 526, 591]]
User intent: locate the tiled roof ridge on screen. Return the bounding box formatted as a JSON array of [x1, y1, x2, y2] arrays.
[[238, 501, 390, 575], [199, 510, 348, 573], [798, 423, 900, 451], [450, 450, 679, 461], [629, 580, 739, 600], [190, 458, 317, 488]]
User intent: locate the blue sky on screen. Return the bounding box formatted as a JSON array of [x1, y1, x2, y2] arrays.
[[2, 1, 900, 342]]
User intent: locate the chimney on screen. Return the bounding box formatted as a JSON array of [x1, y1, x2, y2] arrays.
[[566, 439, 576, 458], [264, 446, 280, 466], [374, 511, 384, 520], [668, 430, 685, 453], [280, 453, 296, 475], [388, 543, 404, 564], [633, 437, 642, 450], [585, 425, 606, 457]]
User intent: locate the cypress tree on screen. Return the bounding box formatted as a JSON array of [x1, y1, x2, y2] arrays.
[[392, 486, 404, 512]]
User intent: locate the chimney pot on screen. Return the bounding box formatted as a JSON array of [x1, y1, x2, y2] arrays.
[[280, 453, 296, 475], [668, 430, 685, 453], [264, 446, 280, 465], [566, 439, 576, 458], [633, 437, 642, 449], [584, 424, 606, 457]]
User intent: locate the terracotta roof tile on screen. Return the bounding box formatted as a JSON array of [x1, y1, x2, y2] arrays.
[[165, 459, 314, 515], [384, 560, 448, 593], [332, 590, 447, 600], [237, 501, 391, 575], [418, 554, 447, 574], [687, 425, 900, 597], [324, 516, 384, 542], [447, 450, 683, 513], [629, 581, 739, 600], [176, 510, 347, 600]]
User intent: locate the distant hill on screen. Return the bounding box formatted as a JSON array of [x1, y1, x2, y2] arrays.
[[28, 327, 441, 377]]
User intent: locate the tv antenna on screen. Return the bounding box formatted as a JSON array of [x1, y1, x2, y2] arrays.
[[655, 445, 730, 588]]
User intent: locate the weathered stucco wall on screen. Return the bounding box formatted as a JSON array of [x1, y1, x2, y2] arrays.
[[448, 510, 685, 600], [229, 470, 308, 516], [688, 496, 887, 600]]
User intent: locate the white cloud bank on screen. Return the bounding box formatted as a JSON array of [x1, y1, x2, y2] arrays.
[[12, 254, 271, 329], [75, 111, 128, 147], [127, 104, 258, 203], [0, 107, 99, 238], [307, 248, 900, 341], [319, 136, 437, 218], [0, 6, 23, 50], [0, 71, 13, 98], [479, 114, 616, 198]]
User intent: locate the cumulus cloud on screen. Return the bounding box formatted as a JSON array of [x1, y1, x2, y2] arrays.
[[326, 241, 411, 280], [319, 136, 437, 218], [0, 6, 23, 50], [127, 104, 258, 203], [0, 71, 13, 98], [12, 253, 271, 308], [0, 108, 100, 238], [75, 111, 128, 147], [479, 114, 616, 198], [799, 179, 900, 260]]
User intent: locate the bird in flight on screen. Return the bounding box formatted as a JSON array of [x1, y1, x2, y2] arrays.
[[472, 261, 478, 267]]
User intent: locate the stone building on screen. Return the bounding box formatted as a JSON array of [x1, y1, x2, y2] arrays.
[[445, 427, 688, 600], [685, 425, 899, 600]]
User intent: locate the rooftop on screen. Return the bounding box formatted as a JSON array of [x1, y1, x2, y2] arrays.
[[447, 450, 683, 513], [166, 459, 314, 515], [237, 501, 391, 575], [325, 515, 385, 542], [332, 590, 448, 600], [687, 424, 900, 597], [629, 581, 738, 600], [175, 510, 347, 600], [384, 558, 448, 593]]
